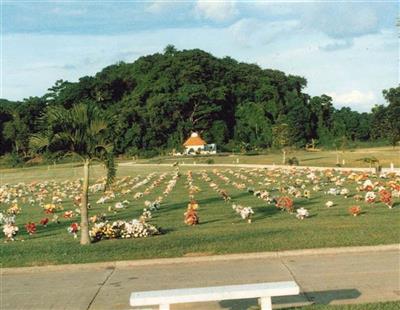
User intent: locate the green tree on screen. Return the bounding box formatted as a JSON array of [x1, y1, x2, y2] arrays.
[[3, 112, 29, 156], [383, 86, 400, 147], [272, 123, 292, 164], [30, 103, 115, 245]]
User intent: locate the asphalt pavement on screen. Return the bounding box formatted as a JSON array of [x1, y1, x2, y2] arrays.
[[2, 245, 399, 310]]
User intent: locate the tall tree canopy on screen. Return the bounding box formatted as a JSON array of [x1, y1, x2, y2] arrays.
[[0, 47, 397, 158]]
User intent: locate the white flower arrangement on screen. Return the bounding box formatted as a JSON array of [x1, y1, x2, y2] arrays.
[[3, 223, 19, 241], [296, 207, 310, 220], [326, 188, 340, 195], [325, 201, 334, 208], [340, 188, 350, 198], [141, 209, 152, 221], [365, 191, 376, 203], [363, 180, 374, 191], [114, 202, 125, 209], [232, 204, 254, 223], [90, 219, 160, 241]]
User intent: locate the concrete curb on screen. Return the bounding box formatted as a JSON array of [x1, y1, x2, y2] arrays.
[[3, 244, 399, 274]]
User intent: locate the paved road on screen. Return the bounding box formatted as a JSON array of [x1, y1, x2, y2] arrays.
[[2, 247, 399, 310]]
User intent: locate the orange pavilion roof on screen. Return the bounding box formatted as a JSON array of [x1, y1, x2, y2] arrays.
[[183, 132, 206, 146]]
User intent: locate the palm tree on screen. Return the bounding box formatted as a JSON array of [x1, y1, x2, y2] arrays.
[[30, 103, 115, 245]]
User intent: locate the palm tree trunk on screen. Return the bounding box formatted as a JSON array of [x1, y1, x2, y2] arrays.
[[80, 159, 91, 245], [282, 149, 286, 165]]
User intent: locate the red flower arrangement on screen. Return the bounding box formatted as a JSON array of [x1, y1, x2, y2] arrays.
[[40, 218, 49, 226], [379, 189, 393, 208], [25, 222, 36, 235], [276, 196, 294, 213], [349, 206, 361, 216], [68, 222, 80, 238]]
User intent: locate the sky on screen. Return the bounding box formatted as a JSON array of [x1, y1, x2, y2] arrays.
[[2, 0, 399, 112]]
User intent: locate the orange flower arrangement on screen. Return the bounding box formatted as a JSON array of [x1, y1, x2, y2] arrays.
[[63, 210, 74, 218], [184, 201, 199, 226], [379, 189, 393, 208], [276, 196, 294, 213], [349, 206, 361, 216]]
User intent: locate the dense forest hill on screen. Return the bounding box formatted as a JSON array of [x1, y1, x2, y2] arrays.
[[0, 46, 399, 160]]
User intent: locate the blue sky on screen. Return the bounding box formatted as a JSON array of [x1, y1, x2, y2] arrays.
[[2, 0, 399, 112]]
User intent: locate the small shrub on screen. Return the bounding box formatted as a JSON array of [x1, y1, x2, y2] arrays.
[[206, 158, 215, 164], [287, 156, 299, 166], [3, 152, 24, 168]]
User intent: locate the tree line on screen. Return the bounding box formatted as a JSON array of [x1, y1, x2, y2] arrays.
[[0, 45, 399, 163]]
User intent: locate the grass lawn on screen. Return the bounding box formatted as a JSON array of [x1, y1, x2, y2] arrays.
[[138, 146, 400, 168], [0, 162, 399, 267]]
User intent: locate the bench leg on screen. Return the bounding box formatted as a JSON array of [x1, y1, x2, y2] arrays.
[[159, 304, 170, 310], [259, 296, 272, 310]]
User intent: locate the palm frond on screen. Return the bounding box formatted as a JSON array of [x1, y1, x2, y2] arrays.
[[29, 134, 50, 152]]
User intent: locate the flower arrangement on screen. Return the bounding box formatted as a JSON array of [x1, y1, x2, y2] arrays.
[[325, 201, 334, 208], [140, 209, 152, 222], [73, 195, 82, 206], [3, 223, 19, 241], [7, 204, 21, 215], [219, 189, 231, 202], [365, 191, 376, 203], [144, 200, 160, 211], [67, 223, 79, 238], [296, 207, 310, 220], [134, 192, 143, 199], [40, 218, 49, 226], [379, 189, 393, 208], [184, 202, 199, 226], [63, 210, 74, 218], [43, 203, 56, 214], [276, 196, 294, 213], [326, 188, 340, 195], [25, 222, 36, 235], [52, 214, 60, 224], [114, 202, 125, 209], [232, 204, 254, 223], [340, 188, 349, 198], [90, 219, 160, 241], [362, 180, 374, 191], [349, 206, 361, 216]]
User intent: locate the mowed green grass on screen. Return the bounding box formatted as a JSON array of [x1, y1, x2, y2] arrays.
[[0, 163, 399, 267], [139, 146, 400, 168]]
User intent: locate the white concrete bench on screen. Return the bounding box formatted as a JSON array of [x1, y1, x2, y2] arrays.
[[130, 281, 300, 310]]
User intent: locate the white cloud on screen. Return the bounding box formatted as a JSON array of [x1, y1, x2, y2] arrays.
[[2, 24, 396, 113], [228, 18, 298, 47], [327, 90, 376, 105], [145, 1, 175, 14], [195, 0, 238, 22]]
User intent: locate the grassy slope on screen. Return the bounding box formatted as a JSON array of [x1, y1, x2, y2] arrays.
[[139, 146, 400, 168], [0, 162, 399, 267]]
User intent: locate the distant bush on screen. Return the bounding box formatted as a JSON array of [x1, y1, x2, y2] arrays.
[[206, 158, 215, 164], [244, 150, 260, 156], [287, 156, 299, 166], [2, 152, 24, 168], [138, 149, 159, 159]]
